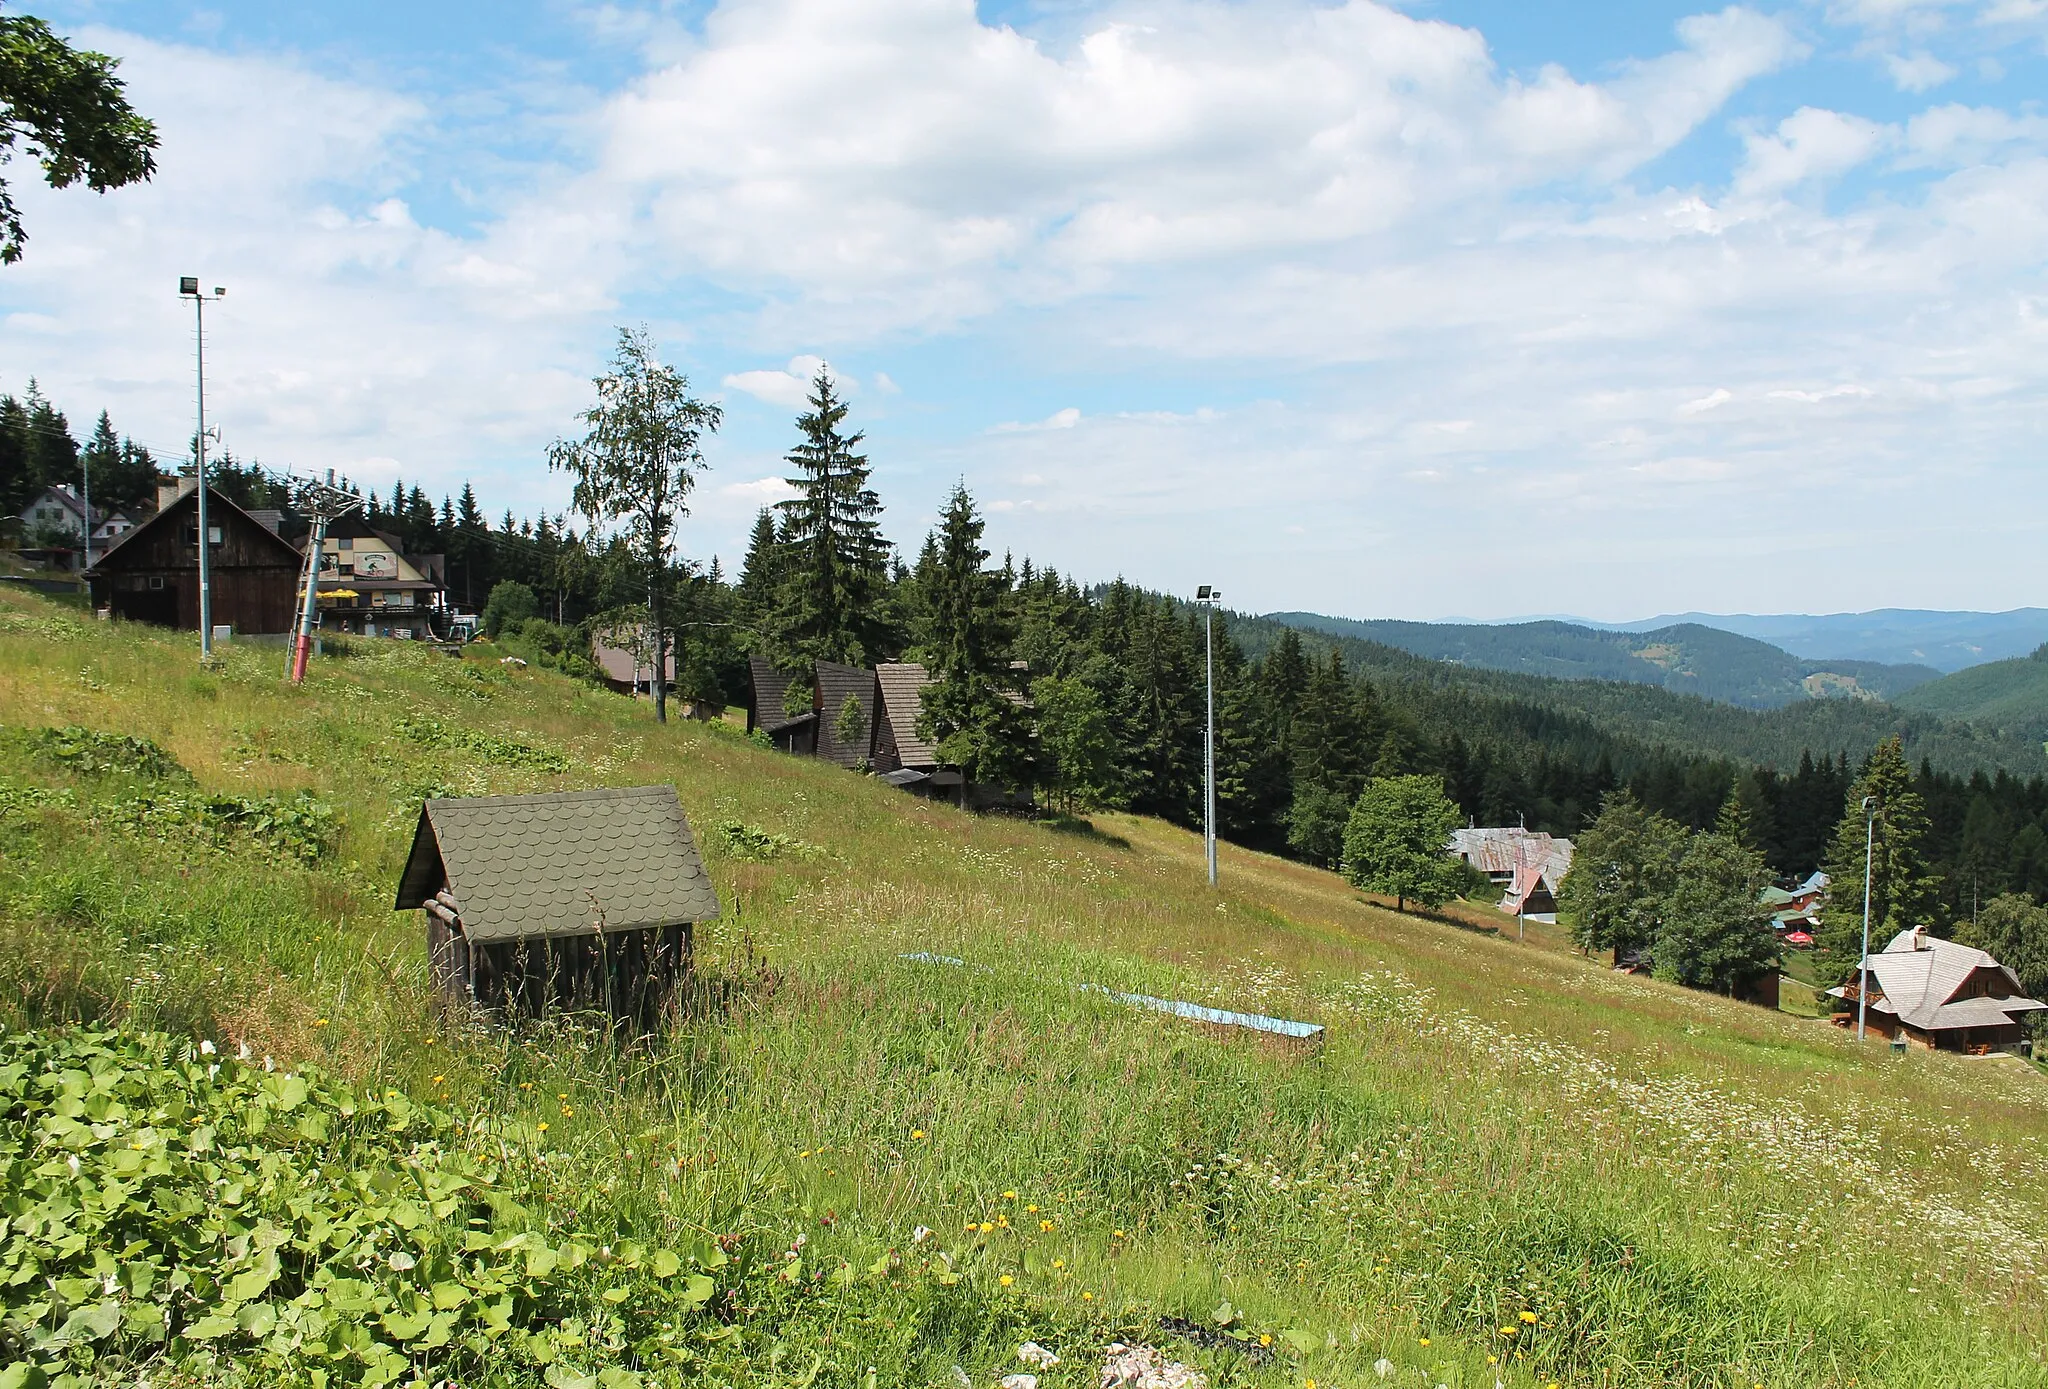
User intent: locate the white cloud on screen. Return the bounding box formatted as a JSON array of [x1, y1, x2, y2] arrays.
[[5, 4, 2048, 616], [718, 475, 798, 504], [722, 356, 833, 408], [992, 406, 1082, 432], [1735, 107, 1889, 196], [1884, 50, 1958, 90]]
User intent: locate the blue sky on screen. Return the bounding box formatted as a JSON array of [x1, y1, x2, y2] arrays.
[[3, 0, 2046, 619]]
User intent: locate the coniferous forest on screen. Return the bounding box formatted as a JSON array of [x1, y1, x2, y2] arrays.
[[6, 373, 2046, 930]]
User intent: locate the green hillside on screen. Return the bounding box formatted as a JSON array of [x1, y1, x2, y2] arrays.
[[1265, 613, 1940, 709], [1233, 613, 2047, 780], [1897, 646, 2048, 748], [3, 589, 2047, 1388]]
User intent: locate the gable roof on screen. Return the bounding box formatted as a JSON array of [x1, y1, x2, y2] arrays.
[[1835, 928, 2045, 1031], [89, 484, 306, 572], [877, 662, 938, 768], [749, 656, 812, 734], [815, 660, 878, 768], [393, 785, 719, 943], [1450, 827, 1573, 886]]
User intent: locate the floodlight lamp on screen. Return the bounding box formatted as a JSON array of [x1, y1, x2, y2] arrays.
[[214, 287, 226, 297], [179, 276, 199, 296], [1863, 796, 1878, 814], [1196, 585, 1211, 600]]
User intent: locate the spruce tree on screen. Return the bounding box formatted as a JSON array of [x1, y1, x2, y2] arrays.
[[772, 368, 888, 666], [917, 484, 1029, 788], [1817, 736, 1942, 982], [735, 509, 785, 637]]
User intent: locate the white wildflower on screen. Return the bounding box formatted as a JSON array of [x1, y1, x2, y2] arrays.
[[912, 1226, 933, 1244], [1373, 1360, 1392, 1379], [1018, 1343, 1059, 1369], [199, 1040, 215, 1056]]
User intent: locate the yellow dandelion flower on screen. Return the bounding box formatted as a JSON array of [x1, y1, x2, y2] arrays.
[[980, 1222, 994, 1234], [1113, 1229, 1126, 1239], [1419, 1338, 1430, 1348], [1052, 1260, 1065, 1270], [1082, 1291, 1094, 1301], [1520, 1310, 1538, 1324], [562, 1107, 574, 1117], [314, 1019, 329, 1027], [1258, 1335, 1273, 1348], [1040, 1220, 1054, 1232], [1305, 1379, 1317, 1389], [999, 1275, 1014, 1287], [912, 1130, 927, 1139], [431, 1076, 444, 1084], [1499, 1326, 1515, 1336], [1002, 1190, 1017, 1199], [537, 1122, 549, 1132], [1026, 1204, 1039, 1213]]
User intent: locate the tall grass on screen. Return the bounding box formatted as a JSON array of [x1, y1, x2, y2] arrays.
[[3, 588, 2047, 1387]]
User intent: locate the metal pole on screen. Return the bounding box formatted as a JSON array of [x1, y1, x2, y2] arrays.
[[80, 448, 93, 572], [291, 514, 329, 684], [1516, 825, 1526, 943], [195, 292, 213, 659], [1204, 603, 1216, 888], [1858, 797, 1876, 1042]]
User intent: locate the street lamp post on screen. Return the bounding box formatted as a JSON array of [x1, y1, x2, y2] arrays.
[[1858, 794, 1878, 1042], [179, 277, 226, 660], [1195, 585, 1222, 887]]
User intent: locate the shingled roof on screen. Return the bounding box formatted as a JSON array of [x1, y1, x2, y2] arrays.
[[876, 662, 938, 769], [394, 785, 719, 943], [815, 661, 879, 768], [748, 656, 812, 734]]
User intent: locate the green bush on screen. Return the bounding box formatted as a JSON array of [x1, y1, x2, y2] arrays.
[[480, 583, 538, 640]]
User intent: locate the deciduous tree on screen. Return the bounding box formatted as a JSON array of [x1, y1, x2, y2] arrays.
[[547, 327, 720, 724], [0, 14, 157, 263], [1342, 775, 1465, 912], [1655, 832, 1780, 994], [1558, 790, 1687, 962]]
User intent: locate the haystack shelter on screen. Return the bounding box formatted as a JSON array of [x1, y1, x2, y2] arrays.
[[394, 785, 719, 1023]]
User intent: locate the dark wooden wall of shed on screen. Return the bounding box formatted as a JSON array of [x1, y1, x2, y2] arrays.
[[428, 918, 693, 1028], [94, 492, 300, 633]]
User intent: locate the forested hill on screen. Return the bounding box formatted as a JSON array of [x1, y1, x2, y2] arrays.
[[1229, 611, 2046, 780], [1896, 645, 2048, 748], [1265, 612, 1938, 708]]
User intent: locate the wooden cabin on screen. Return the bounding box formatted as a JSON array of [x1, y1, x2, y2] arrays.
[[746, 656, 818, 754], [393, 785, 719, 1024], [87, 482, 303, 635], [1826, 926, 2044, 1053]]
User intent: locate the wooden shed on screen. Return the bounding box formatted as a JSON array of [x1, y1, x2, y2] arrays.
[[393, 785, 719, 1023], [87, 483, 303, 635]]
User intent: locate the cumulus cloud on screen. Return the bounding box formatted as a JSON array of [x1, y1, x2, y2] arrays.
[[5, 2, 2048, 614], [722, 355, 834, 407], [1884, 50, 1958, 90], [1735, 106, 1890, 196]]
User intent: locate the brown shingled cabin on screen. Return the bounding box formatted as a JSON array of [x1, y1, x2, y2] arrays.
[[87, 481, 303, 635], [394, 785, 719, 1024]]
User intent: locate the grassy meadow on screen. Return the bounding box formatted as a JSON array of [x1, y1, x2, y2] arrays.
[[3, 586, 2047, 1389]]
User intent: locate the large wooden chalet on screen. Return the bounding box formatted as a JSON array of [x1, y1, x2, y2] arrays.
[[1827, 926, 2044, 1053]]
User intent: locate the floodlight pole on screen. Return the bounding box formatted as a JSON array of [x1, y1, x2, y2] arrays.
[[180, 278, 226, 660], [1858, 795, 1877, 1042]]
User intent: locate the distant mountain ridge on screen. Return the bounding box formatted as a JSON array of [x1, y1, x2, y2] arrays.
[[1263, 613, 1939, 711], [1581, 608, 2048, 673]]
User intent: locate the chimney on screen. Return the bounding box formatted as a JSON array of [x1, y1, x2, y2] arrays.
[[1911, 925, 1930, 951]]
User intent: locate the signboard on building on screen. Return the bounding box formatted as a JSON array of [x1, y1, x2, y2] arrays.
[[355, 551, 397, 578]]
